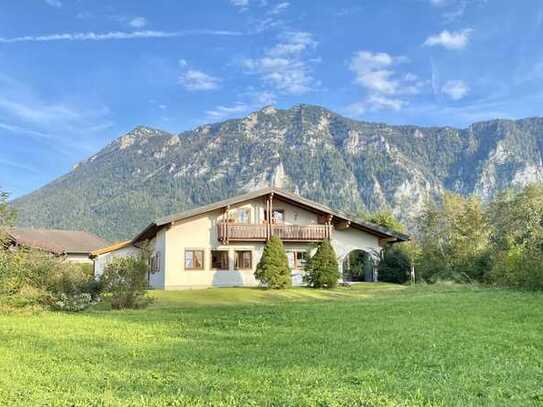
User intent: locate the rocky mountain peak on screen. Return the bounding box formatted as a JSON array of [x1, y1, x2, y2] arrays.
[[11, 104, 543, 241]]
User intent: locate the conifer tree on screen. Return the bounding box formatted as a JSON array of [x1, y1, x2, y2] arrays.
[[304, 239, 340, 288], [254, 236, 291, 289]]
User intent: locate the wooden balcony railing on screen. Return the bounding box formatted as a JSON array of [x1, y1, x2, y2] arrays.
[[217, 223, 332, 242]]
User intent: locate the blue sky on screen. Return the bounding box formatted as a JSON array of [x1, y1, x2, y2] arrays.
[[1, 0, 543, 198]]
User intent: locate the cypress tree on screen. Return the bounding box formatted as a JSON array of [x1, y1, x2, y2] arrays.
[[254, 236, 291, 289], [304, 239, 340, 288]]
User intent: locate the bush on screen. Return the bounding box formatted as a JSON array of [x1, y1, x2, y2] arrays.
[[254, 236, 291, 289], [304, 239, 340, 288], [0, 249, 98, 311], [488, 246, 543, 290], [378, 245, 411, 284], [100, 255, 151, 309]]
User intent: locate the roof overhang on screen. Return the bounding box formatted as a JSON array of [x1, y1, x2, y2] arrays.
[[131, 187, 410, 244]]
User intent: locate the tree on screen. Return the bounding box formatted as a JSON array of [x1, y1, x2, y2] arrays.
[[304, 239, 340, 288], [363, 210, 413, 284], [0, 188, 16, 244], [364, 210, 406, 234], [378, 245, 411, 284], [416, 192, 489, 282], [486, 185, 543, 290], [254, 236, 291, 289]]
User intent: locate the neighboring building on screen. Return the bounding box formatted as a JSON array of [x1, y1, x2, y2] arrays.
[[7, 228, 110, 264], [90, 240, 140, 276], [92, 187, 409, 289]]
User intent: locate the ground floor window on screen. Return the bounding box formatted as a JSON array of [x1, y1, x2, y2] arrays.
[[185, 249, 204, 270], [287, 251, 308, 269], [211, 250, 229, 270], [234, 250, 252, 270], [149, 252, 160, 273]]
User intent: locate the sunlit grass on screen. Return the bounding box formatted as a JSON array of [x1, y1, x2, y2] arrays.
[[0, 283, 542, 406]]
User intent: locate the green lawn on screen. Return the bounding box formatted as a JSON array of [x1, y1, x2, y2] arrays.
[[1, 284, 542, 407]]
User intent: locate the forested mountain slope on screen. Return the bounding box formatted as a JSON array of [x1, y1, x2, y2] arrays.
[[12, 105, 543, 240]]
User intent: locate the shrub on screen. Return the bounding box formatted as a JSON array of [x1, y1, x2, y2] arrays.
[[488, 245, 543, 290], [378, 245, 411, 284], [304, 239, 340, 288], [0, 249, 98, 311], [100, 255, 151, 309], [254, 236, 291, 289]]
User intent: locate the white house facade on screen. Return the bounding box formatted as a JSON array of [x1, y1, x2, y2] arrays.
[[91, 187, 408, 289]]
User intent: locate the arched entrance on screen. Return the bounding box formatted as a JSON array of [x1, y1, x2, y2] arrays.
[[342, 249, 376, 282]]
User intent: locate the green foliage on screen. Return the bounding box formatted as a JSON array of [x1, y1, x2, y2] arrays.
[[0, 249, 97, 311], [485, 185, 543, 290], [413, 184, 543, 290], [254, 236, 291, 289], [304, 239, 340, 288], [14, 107, 542, 242], [363, 210, 406, 234], [0, 188, 16, 244], [378, 245, 411, 284], [416, 192, 489, 283], [100, 255, 152, 309], [344, 250, 375, 282]]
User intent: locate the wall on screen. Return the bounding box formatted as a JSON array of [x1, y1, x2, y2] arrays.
[[161, 197, 322, 289], [149, 229, 166, 289], [93, 246, 141, 278], [65, 253, 94, 264], [115, 196, 386, 289], [331, 227, 382, 279]]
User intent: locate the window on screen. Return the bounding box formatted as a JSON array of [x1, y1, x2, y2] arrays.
[[235, 250, 252, 270], [185, 249, 204, 270], [149, 252, 160, 273], [272, 209, 284, 224], [211, 250, 229, 270], [287, 252, 296, 269], [296, 251, 308, 268], [287, 251, 308, 269], [229, 208, 251, 223]]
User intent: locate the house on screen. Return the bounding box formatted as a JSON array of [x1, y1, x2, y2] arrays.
[[92, 187, 409, 289], [7, 228, 110, 264]]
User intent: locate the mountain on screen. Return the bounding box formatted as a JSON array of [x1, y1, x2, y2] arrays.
[[12, 104, 543, 241]]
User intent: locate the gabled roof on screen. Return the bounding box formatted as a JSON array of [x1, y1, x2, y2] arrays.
[[8, 228, 110, 255], [90, 240, 132, 258], [133, 187, 409, 243]]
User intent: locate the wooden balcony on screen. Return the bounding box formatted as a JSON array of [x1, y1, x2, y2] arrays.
[[217, 223, 332, 242]]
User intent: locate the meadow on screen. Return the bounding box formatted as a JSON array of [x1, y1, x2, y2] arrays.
[[0, 283, 542, 407]]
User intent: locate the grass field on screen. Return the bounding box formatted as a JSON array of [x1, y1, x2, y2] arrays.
[[0, 283, 542, 407]]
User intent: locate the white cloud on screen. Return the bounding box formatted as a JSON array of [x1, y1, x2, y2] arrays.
[[268, 31, 316, 57], [442, 80, 469, 100], [45, 0, 62, 7], [129, 17, 147, 28], [347, 50, 426, 114], [347, 96, 406, 115], [0, 73, 113, 155], [0, 30, 242, 43], [206, 103, 250, 120], [349, 51, 423, 96], [253, 90, 277, 105], [269, 2, 289, 15], [179, 69, 220, 91], [231, 0, 250, 11], [242, 32, 319, 94], [0, 158, 39, 174], [423, 29, 473, 50]]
